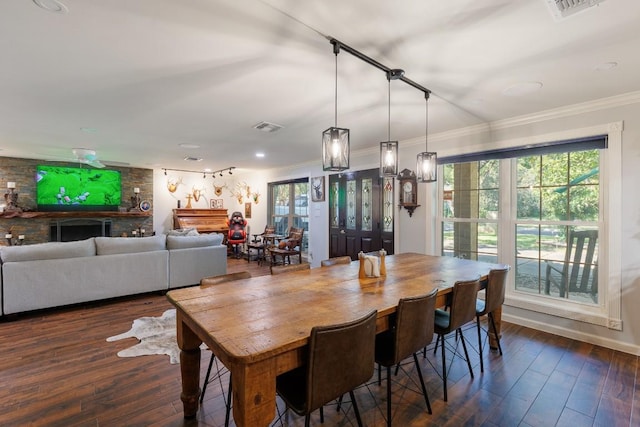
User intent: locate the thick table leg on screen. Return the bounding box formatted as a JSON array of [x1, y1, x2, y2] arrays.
[[232, 360, 277, 427], [176, 311, 202, 418]]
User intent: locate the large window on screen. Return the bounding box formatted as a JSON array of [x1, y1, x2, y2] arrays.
[[437, 124, 622, 330], [514, 150, 599, 304], [268, 179, 309, 252]]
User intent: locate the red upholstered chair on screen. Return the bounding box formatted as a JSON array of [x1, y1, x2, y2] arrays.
[[227, 211, 247, 259]]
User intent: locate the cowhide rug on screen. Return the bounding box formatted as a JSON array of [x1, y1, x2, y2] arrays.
[[107, 308, 184, 364]]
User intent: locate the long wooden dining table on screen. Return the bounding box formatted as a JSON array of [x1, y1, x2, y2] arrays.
[[166, 252, 507, 427]]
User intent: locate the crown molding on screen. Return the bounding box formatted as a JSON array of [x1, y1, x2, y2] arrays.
[[404, 90, 640, 148]]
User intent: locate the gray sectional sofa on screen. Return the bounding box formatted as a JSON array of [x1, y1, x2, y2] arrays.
[[0, 233, 227, 315]]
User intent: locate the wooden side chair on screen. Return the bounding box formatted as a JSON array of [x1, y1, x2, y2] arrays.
[[269, 227, 304, 266], [320, 256, 352, 267], [276, 310, 377, 427], [246, 224, 275, 265], [432, 278, 481, 402], [375, 288, 438, 426], [476, 267, 509, 373], [545, 229, 598, 298], [198, 271, 251, 427], [270, 262, 310, 275]]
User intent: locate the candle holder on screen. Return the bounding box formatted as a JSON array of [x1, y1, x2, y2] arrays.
[[5, 233, 25, 246]]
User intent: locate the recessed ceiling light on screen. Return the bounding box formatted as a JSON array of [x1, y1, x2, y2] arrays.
[[32, 0, 68, 13], [501, 81, 543, 96], [179, 143, 200, 149], [595, 61, 618, 71], [183, 156, 203, 162], [255, 152, 265, 158]]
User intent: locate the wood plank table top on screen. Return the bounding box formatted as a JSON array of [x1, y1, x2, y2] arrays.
[[167, 252, 507, 426]]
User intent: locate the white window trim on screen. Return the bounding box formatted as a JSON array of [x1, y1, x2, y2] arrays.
[[436, 121, 622, 330]]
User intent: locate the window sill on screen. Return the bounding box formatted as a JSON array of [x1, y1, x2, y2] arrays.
[[505, 292, 621, 330]]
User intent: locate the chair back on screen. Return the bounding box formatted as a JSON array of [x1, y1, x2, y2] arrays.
[[563, 230, 598, 292], [306, 310, 377, 412], [287, 227, 304, 250], [270, 263, 310, 275], [394, 288, 438, 362], [264, 224, 276, 235], [200, 271, 251, 287], [320, 256, 352, 267], [448, 278, 481, 331], [480, 267, 509, 315]]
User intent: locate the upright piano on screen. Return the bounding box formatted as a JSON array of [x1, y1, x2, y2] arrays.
[[172, 208, 228, 234]]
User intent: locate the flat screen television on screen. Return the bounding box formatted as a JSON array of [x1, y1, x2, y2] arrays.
[[36, 165, 122, 211]]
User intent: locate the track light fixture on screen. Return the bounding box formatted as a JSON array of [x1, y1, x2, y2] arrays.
[[322, 41, 350, 172], [416, 92, 437, 183], [162, 166, 236, 177], [324, 37, 436, 182], [380, 71, 400, 177]]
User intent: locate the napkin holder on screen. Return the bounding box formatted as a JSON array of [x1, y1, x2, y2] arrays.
[[358, 249, 387, 279]]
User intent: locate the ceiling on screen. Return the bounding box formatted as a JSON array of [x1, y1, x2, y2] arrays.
[[2, 0, 639, 173]]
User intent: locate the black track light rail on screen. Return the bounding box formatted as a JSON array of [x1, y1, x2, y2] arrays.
[[328, 37, 431, 100], [163, 166, 235, 177]]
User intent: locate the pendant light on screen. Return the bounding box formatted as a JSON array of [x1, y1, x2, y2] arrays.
[[380, 70, 401, 177], [322, 42, 350, 171], [416, 92, 437, 182]]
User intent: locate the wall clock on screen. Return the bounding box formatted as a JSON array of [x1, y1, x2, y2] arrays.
[[397, 168, 420, 217]]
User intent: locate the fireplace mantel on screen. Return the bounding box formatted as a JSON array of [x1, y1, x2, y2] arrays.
[[0, 211, 151, 219]]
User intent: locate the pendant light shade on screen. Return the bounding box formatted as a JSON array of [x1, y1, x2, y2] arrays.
[[322, 126, 350, 171], [322, 42, 350, 172], [416, 92, 437, 182], [380, 72, 399, 177], [380, 141, 398, 177]]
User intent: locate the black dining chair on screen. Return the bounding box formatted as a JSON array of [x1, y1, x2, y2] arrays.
[[375, 288, 438, 426], [198, 271, 251, 427], [276, 310, 378, 427], [433, 277, 481, 402], [476, 267, 509, 372]]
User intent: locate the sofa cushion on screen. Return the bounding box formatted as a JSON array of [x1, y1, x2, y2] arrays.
[[166, 233, 222, 250], [95, 235, 167, 255], [0, 238, 96, 263], [167, 227, 199, 236]]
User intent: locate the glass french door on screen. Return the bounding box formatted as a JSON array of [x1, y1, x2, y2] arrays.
[[329, 168, 394, 259]]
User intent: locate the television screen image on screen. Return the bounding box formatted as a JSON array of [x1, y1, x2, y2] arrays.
[[36, 165, 122, 211]]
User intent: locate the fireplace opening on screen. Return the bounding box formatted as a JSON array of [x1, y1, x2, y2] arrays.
[[50, 219, 112, 242]]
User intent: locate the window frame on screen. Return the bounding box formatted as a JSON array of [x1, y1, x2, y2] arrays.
[[435, 122, 622, 330], [267, 178, 310, 253]]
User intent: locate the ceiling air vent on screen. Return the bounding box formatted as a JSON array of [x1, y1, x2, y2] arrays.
[[253, 121, 283, 133], [183, 156, 203, 162], [545, 0, 606, 20]]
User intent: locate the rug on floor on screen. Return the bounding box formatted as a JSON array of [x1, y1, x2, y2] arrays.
[[107, 308, 182, 364]]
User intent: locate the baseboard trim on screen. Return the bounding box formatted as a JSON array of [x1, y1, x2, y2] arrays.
[[502, 313, 640, 356]]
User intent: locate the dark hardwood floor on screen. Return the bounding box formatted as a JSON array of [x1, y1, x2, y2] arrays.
[[0, 257, 637, 427]]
